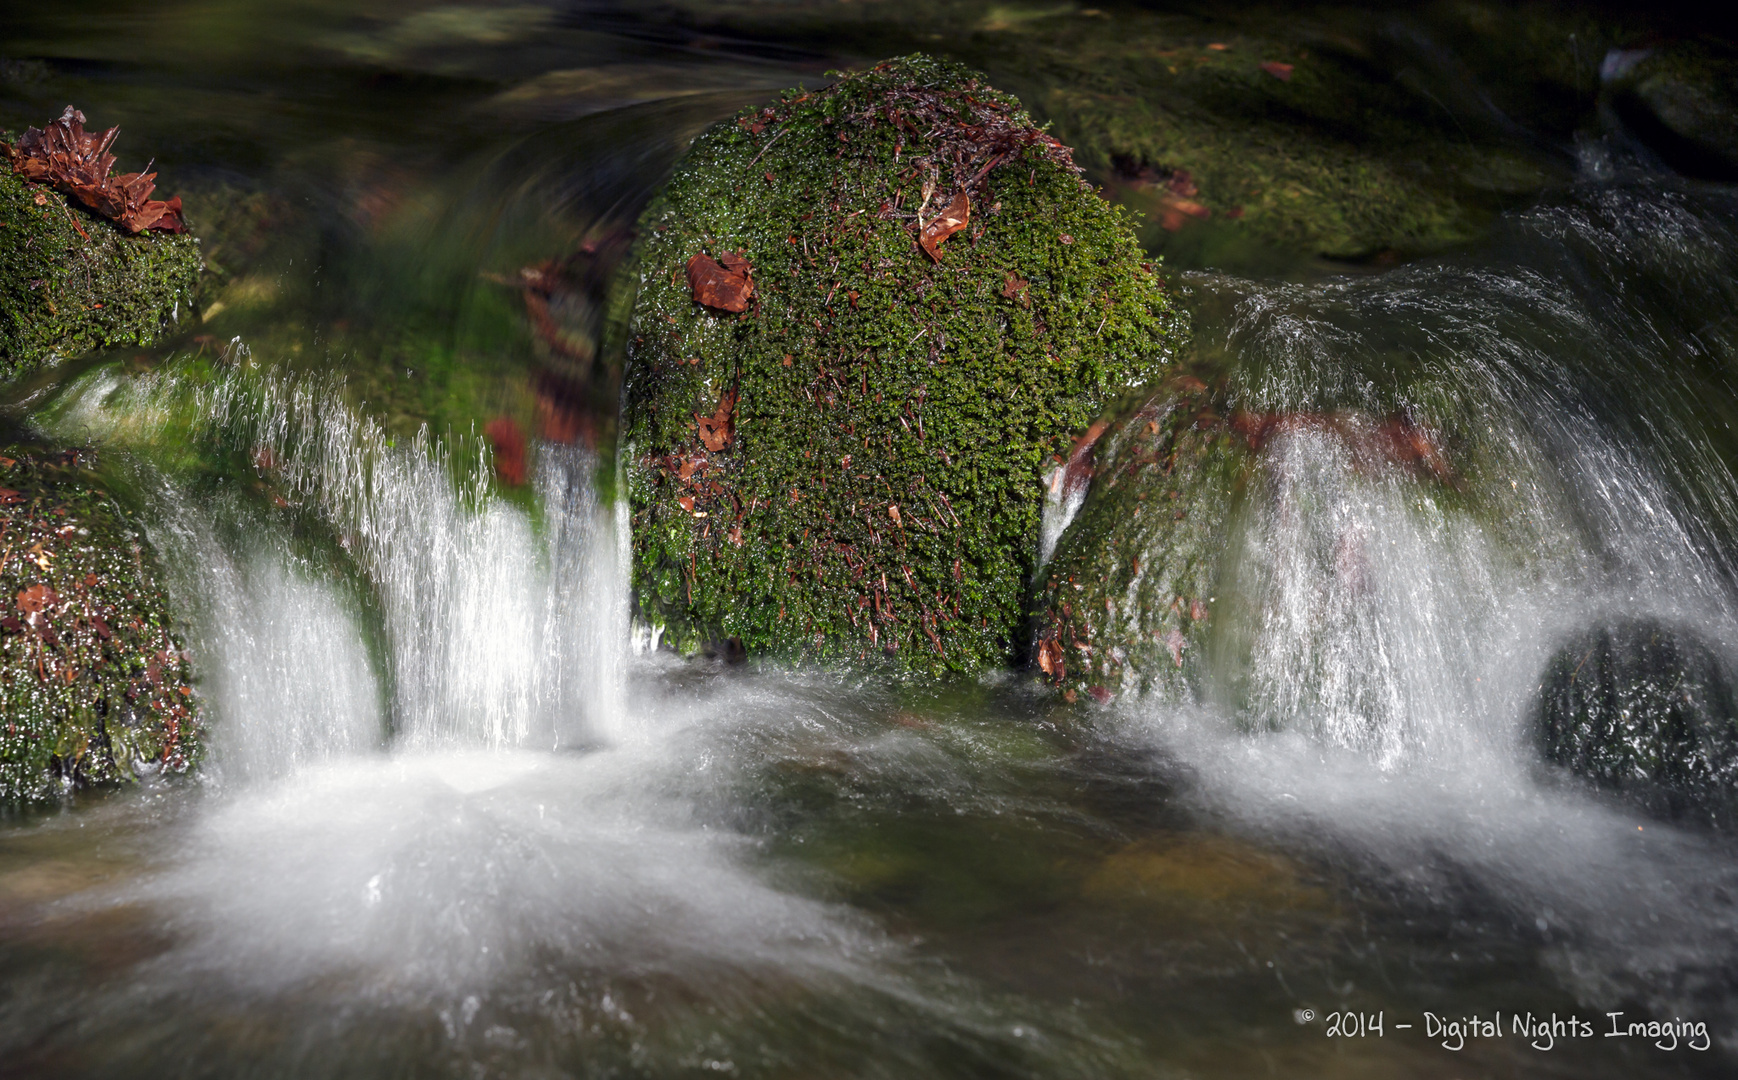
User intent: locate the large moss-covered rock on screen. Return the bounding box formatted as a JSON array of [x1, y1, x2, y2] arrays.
[[0, 168, 201, 380], [623, 55, 1184, 675], [0, 448, 199, 804], [1536, 619, 1738, 825]]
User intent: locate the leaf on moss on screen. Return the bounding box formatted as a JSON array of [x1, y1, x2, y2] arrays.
[[687, 251, 754, 312], [1260, 61, 1294, 81], [16, 584, 58, 615], [3, 106, 186, 234], [1037, 636, 1065, 681], [695, 387, 737, 452], [0, 488, 23, 505], [918, 191, 969, 261]]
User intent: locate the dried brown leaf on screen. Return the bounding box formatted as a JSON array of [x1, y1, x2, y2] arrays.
[[687, 251, 754, 312], [918, 191, 969, 261], [695, 387, 737, 452]]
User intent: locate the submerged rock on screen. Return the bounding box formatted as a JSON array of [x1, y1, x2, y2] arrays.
[[0, 166, 201, 381], [0, 449, 199, 804], [1536, 619, 1738, 824], [622, 55, 1184, 675]]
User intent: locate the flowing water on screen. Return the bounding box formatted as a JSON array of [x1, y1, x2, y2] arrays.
[[3, 3, 1738, 1077]]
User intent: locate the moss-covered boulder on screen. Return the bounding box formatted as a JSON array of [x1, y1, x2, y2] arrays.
[[0, 448, 199, 804], [0, 168, 201, 381], [623, 55, 1185, 675], [1033, 377, 1252, 702], [1536, 619, 1738, 825]]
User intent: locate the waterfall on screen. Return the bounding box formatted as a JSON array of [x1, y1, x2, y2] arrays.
[[47, 363, 629, 761]]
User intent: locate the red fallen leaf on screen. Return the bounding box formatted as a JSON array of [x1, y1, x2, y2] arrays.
[[1207, 42, 1230, 51], [887, 504, 902, 526], [727, 524, 743, 546], [677, 495, 696, 514], [1189, 598, 1208, 621], [1000, 272, 1028, 305], [0, 488, 23, 505], [16, 584, 58, 615], [918, 191, 969, 261], [3, 107, 185, 234], [1087, 685, 1112, 704], [1260, 61, 1294, 81], [484, 416, 528, 487], [91, 616, 111, 640], [1163, 627, 1187, 667], [687, 251, 754, 312], [695, 387, 736, 452], [1036, 637, 1065, 680]]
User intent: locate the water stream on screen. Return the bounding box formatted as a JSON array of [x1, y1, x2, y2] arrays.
[[3, 3, 1738, 1077]]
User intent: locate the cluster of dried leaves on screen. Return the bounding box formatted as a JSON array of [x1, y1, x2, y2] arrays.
[[4, 106, 185, 234]]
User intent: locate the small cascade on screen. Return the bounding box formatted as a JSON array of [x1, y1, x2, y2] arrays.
[[50, 364, 629, 758]]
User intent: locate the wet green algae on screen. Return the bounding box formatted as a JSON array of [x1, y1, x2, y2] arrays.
[[0, 448, 198, 804], [0, 168, 201, 380], [623, 56, 1185, 675]]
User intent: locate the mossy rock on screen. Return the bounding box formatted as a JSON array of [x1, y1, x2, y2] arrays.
[[0, 168, 202, 381], [1034, 377, 1252, 702], [622, 55, 1185, 676], [1536, 618, 1738, 826], [615, 2, 1598, 264], [1606, 43, 1738, 180], [0, 447, 199, 804]]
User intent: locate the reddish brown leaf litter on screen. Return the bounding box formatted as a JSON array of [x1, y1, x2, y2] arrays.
[[484, 417, 528, 487], [694, 387, 737, 452], [1260, 61, 1294, 81], [3, 106, 185, 234], [687, 251, 755, 312], [918, 191, 970, 261]]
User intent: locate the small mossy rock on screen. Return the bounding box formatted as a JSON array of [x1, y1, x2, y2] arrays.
[[1034, 378, 1251, 702], [0, 167, 201, 381], [1536, 619, 1738, 825], [623, 55, 1184, 675], [1607, 44, 1738, 180], [0, 448, 199, 804]]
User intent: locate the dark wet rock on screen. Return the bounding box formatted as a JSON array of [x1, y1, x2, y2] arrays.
[[0, 168, 201, 381], [0, 448, 199, 804], [1536, 619, 1738, 824], [622, 55, 1185, 675], [1604, 43, 1738, 180]]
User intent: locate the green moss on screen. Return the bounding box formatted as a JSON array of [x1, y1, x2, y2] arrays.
[[0, 447, 200, 804], [0, 169, 202, 380], [1034, 376, 1251, 701], [1607, 43, 1738, 179], [623, 55, 1185, 676]]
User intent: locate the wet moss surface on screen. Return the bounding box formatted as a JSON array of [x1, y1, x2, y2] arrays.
[[0, 169, 201, 381], [1034, 376, 1252, 702], [623, 55, 1185, 675], [0, 447, 199, 804]]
